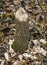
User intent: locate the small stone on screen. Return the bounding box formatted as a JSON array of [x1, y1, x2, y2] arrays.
[[18, 54, 23, 60], [1, 60, 5, 65], [32, 40, 38, 45], [4, 52, 10, 61], [40, 39, 46, 44], [13, 60, 18, 65]]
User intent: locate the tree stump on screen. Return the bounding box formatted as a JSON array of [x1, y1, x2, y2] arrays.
[[12, 7, 29, 54]]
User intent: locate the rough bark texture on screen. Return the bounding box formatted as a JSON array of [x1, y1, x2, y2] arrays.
[[15, 20, 29, 54]]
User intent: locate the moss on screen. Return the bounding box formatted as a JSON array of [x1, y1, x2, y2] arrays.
[[0, 0, 3, 2], [12, 40, 23, 53], [12, 40, 19, 51]]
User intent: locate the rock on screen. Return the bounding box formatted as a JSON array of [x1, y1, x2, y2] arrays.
[[8, 39, 14, 45], [0, 59, 2, 62], [11, 53, 16, 58], [40, 39, 46, 44], [4, 52, 10, 61], [8, 39, 14, 53], [40, 48, 46, 56], [18, 54, 23, 60], [32, 40, 38, 45], [23, 53, 31, 59], [1, 60, 5, 65], [13, 60, 18, 65], [33, 55, 37, 59], [33, 45, 47, 56]]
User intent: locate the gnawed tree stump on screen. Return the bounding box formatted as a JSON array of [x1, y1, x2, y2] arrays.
[[12, 7, 29, 54]]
